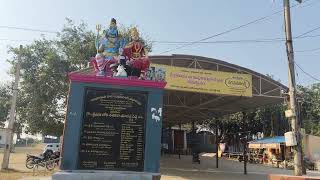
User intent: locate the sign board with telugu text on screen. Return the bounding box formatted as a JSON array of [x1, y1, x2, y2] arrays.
[[152, 64, 252, 97]]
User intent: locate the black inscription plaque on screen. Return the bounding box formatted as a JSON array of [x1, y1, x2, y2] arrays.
[[78, 88, 147, 171]]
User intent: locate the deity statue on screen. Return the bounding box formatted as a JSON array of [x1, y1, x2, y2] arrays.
[[98, 18, 120, 57], [94, 53, 106, 75], [123, 27, 150, 79], [92, 18, 126, 76]]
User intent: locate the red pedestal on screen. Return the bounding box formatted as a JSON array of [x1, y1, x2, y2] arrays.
[[69, 71, 166, 89]]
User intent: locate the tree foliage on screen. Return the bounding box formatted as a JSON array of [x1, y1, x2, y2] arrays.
[[0, 84, 11, 127], [299, 83, 320, 136], [199, 103, 290, 144], [57, 18, 96, 70], [8, 39, 67, 136], [199, 83, 320, 143]]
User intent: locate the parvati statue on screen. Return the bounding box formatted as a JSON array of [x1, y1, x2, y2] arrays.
[[123, 27, 150, 79]]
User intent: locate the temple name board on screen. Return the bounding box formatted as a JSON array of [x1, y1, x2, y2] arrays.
[[152, 64, 253, 97], [78, 88, 147, 171]]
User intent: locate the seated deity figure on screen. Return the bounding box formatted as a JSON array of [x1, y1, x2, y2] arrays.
[[123, 27, 150, 79], [92, 18, 125, 76], [99, 18, 120, 57]]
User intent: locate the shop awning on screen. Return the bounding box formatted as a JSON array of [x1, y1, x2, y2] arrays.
[[248, 136, 285, 149]]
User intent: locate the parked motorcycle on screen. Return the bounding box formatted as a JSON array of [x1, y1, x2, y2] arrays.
[[192, 152, 201, 164], [26, 149, 60, 170]]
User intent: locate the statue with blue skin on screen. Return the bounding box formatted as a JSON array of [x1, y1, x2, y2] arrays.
[[92, 18, 127, 76]]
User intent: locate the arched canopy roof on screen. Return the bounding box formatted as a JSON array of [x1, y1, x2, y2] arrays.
[[149, 54, 287, 126]]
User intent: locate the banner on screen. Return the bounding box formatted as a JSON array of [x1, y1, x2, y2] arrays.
[[151, 64, 252, 97]]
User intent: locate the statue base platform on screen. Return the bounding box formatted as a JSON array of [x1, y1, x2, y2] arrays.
[[52, 170, 161, 180]]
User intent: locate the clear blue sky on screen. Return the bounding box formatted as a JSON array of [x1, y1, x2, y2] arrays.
[[1, 0, 319, 86]]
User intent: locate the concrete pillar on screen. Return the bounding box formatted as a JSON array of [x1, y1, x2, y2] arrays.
[[171, 129, 174, 153], [184, 131, 187, 151]]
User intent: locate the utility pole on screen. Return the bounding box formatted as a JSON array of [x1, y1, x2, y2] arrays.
[[283, 0, 302, 176], [1, 45, 22, 170], [215, 119, 219, 168]]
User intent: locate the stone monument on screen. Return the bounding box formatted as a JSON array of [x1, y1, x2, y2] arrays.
[[53, 18, 166, 180]]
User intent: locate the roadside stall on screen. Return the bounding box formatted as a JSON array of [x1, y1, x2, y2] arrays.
[[248, 136, 289, 168]]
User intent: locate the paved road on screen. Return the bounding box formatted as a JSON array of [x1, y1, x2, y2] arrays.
[[19, 177, 50, 180], [160, 154, 320, 180], [13, 154, 320, 180]]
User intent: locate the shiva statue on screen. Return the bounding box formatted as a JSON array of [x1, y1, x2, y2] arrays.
[[123, 27, 150, 79], [92, 18, 127, 76]]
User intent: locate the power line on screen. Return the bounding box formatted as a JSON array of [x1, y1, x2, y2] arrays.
[[0, 25, 58, 34], [0, 37, 286, 45], [153, 34, 320, 44], [1, 35, 319, 49], [296, 25, 320, 38], [158, 0, 313, 54], [293, 26, 320, 53], [295, 62, 320, 82], [1, 32, 320, 46], [298, 0, 320, 9], [291, 24, 320, 83], [152, 33, 320, 46], [296, 47, 320, 53], [0, 38, 33, 42], [153, 38, 285, 44], [1, 13, 320, 47], [297, 34, 320, 38]]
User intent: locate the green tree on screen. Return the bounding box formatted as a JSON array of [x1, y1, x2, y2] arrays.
[[299, 83, 320, 136], [9, 39, 67, 136], [199, 103, 289, 146], [0, 84, 11, 127], [254, 104, 289, 137], [0, 83, 27, 138], [57, 18, 96, 70]]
